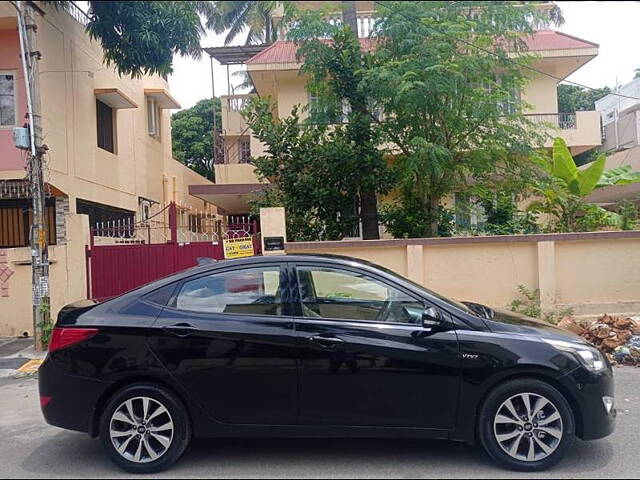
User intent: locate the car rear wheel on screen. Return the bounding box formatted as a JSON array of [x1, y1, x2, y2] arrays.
[[479, 378, 575, 471], [99, 383, 191, 473]]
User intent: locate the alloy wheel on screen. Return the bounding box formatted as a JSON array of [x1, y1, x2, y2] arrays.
[[109, 396, 174, 464], [493, 392, 563, 462]]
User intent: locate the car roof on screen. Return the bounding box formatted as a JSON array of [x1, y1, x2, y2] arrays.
[[196, 253, 383, 270], [180, 253, 379, 274]]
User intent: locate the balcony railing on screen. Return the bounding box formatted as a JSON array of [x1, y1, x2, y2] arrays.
[[280, 12, 378, 39], [221, 94, 255, 136], [524, 113, 577, 130], [225, 94, 254, 112], [67, 1, 91, 26], [326, 13, 378, 38]]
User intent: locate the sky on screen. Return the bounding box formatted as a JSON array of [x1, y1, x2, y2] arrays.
[[168, 1, 640, 111]]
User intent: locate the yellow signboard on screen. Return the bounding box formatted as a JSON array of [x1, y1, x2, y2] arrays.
[[223, 237, 255, 259]]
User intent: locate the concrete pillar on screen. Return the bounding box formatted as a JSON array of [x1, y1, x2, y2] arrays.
[[537, 241, 557, 314], [406, 244, 425, 284], [260, 207, 287, 256]]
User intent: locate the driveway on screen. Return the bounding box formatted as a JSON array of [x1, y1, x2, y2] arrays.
[[0, 368, 638, 479]]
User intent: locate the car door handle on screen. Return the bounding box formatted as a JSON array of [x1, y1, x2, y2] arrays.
[[162, 323, 198, 338], [307, 336, 344, 348]]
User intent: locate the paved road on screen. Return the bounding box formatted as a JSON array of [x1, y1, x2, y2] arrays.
[[0, 368, 638, 479]]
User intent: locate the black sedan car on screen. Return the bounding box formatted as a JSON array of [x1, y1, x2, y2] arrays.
[[39, 254, 615, 473]]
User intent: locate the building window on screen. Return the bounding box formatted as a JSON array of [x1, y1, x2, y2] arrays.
[[96, 99, 115, 153], [77, 198, 134, 228], [240, 139, 251, 163], [147, 97, 161, 138], [307, 92, 339, 124], [138, 197, 156, 222], [0, 72, 16, 128], [0, 198, 57, 248]]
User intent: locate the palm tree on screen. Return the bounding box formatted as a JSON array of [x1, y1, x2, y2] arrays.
[[209, 1, 295, 46]]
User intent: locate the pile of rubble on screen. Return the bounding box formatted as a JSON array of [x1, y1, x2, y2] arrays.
[[558, 314, 640, 366]]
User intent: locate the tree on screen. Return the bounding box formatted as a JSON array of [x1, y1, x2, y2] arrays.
[[209, 1, 295, 45], [48, 1, 215, 77], [557, 84, 611, 113], [365, 1, 552, 237], [287, 8, 389, 239], [171, 98, 222, 181], [635, 67, 640, 80], [529, 137, 640, 232], [245, 98, 392, 241]]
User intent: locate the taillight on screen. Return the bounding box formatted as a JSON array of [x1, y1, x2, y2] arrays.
[[48, 327, 98, 352], [40, 395, 52, 408]]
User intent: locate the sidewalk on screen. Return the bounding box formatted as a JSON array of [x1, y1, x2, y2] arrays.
[[0, 337, 46, 379]]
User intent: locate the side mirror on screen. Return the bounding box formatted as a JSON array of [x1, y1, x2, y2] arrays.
[[422, 306, 442, 328]]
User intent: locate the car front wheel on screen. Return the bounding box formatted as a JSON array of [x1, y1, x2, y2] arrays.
[[479, 378, 575, 471], [99, 383, 191, 473]]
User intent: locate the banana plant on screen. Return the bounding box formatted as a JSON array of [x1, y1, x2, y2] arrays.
[[529, 138, 640, 232]]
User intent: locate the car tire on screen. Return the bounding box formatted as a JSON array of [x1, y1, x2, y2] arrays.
[[99, 383, 191, 474], [478, 378, 575, 472]]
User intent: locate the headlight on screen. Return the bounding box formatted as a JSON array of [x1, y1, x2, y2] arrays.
[[542, 338, 607, 372]]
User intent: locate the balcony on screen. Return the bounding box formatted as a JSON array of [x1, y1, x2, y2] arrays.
[[221, 94, 255, 136], [214, 134, 262, 185], [525, 111, 602, 154], [324, 12, 377, 38]]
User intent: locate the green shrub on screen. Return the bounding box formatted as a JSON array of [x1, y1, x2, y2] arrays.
[[510, 285, 574, 324]]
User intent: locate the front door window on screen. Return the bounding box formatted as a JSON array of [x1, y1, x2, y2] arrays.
[[296, 266, 424, 324]]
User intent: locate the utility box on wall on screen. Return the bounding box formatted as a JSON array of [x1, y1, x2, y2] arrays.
[[13, 127, 30, 150]]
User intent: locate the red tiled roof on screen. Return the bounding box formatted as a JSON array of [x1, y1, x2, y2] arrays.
[[246, 31, 597, 65], [246, 38, 377, 65], [523, 30, 599, 51]]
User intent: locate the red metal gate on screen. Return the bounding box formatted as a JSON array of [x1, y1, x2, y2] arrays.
[[86, 202, 260, 300]]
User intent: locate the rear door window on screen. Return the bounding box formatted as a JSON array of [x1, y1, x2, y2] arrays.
[[175, 266, 284, 316]]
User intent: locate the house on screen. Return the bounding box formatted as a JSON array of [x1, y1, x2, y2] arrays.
[[586, 78, 640, 207], [0, 2, 215, 335], [196, 1, 602, 223], [0, 2, 216, 249]]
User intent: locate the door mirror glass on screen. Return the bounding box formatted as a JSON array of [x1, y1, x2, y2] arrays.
[[422, 306, 442, 328]]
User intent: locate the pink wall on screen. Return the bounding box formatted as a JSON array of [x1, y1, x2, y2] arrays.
[[0, 29, 27, 172]]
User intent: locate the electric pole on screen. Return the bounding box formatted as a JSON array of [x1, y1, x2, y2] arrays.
[[16, 1, 50, 350]]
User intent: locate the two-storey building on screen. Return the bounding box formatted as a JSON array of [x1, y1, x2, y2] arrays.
[[194, 2, 602, 220]]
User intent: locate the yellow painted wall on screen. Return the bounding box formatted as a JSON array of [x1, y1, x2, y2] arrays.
[[555, 239, 640, 308], [214, 164, 261, 185], [0, 214, 90, 337], [522, 70, 559, 114], [285, 245, 409, 278], [422, 242, 539, 307]]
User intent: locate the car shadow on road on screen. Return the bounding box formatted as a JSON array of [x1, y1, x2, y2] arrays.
[[20, 433, 614, 478], [181, 437, 614, 477]]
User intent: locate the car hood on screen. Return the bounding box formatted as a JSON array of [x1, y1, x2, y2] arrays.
[[469, 304, 584, 343]]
